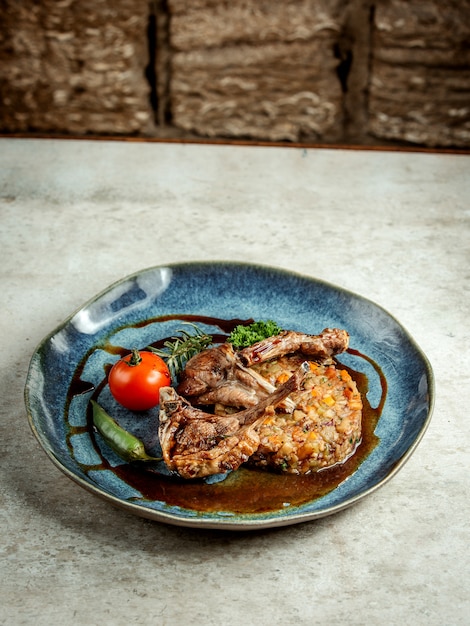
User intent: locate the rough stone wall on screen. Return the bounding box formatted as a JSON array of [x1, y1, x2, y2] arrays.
[[168, 0, 347, 142], [368, 0, 470, 147], [1, 0, 469, 148], [0, 0, 152, 134]]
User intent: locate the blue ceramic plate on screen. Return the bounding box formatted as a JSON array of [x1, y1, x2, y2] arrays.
[[25, 262, 434, 530]]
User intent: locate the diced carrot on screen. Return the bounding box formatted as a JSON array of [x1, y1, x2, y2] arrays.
[[297, 442, 314, 460], [349, 401, 363, 410], [325, 366, 336, 379]]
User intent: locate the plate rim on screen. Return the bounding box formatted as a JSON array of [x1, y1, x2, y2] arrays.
[[24, 261, 435, 530]]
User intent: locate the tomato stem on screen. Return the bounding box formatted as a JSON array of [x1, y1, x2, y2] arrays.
[[128, 348, 142, 366]]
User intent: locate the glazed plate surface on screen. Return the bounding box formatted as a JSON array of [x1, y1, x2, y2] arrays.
[[25, 263, 434, 530]]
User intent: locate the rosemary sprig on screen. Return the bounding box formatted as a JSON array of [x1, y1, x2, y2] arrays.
[[149, 322, 213, 379]]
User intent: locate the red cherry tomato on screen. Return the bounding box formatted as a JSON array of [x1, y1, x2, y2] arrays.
[[108, 349, 171, 411]]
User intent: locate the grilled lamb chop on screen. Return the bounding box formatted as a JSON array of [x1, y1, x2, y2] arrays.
[[176, 343, 262, 408], [158, 362, 309, 479], [177, 328, 348, 410], [238, 328, 349, 366]]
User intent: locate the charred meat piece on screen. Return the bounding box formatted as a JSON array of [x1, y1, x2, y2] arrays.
[[177, 342, 286, 409], [158, 362, 309, 479], [177, 328, 348, 410], [176, 343, 238, 398], [238, 328, 349, 367]]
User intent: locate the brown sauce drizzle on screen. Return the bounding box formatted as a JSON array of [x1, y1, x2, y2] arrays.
[[66, 316, 387, 515]]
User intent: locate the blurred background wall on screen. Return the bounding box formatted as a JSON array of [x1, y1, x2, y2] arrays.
[[1, 0, 469, 148]]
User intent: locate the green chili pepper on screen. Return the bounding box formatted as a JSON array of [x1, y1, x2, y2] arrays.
[[91, 400, 161, 463]]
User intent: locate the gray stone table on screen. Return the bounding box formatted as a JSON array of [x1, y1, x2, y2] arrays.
[[1, 137, 469, 625]]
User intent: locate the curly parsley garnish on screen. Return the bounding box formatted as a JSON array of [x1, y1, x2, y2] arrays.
[[228, 320, 283, 349]]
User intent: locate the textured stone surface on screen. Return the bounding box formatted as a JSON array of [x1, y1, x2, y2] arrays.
[[368, 0, 470, 147], [168, 0, 347, 141], [1, 0, 469, 147], [168, 0, 348, 51], [0, 0, 152, 135]]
